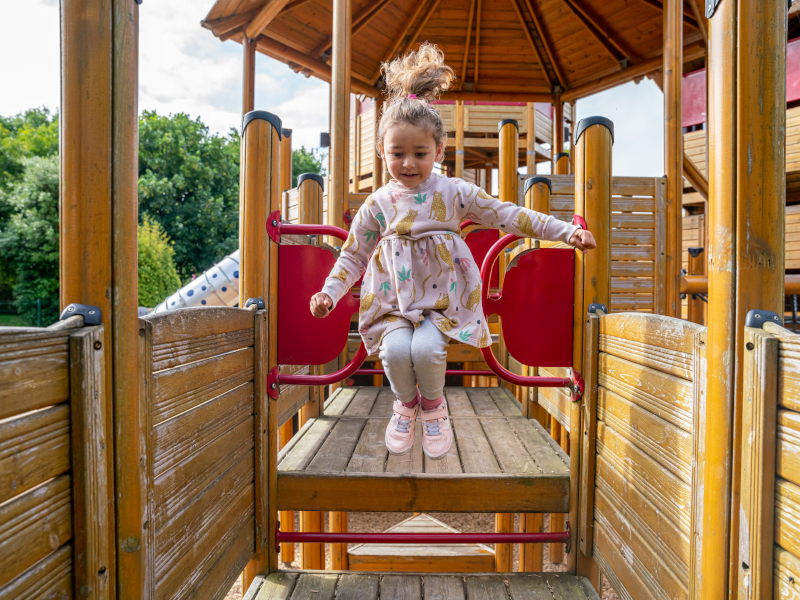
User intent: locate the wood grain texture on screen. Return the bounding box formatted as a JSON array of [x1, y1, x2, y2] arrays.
[[0, 543, 72, 600]]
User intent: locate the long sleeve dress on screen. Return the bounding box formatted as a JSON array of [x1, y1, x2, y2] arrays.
[[320, 173, 580, 356]]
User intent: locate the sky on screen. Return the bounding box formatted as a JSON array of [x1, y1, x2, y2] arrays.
[[0, 0, 665, 177]]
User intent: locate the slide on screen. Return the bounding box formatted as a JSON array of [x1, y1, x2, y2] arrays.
[[153, 250, 241, 313]]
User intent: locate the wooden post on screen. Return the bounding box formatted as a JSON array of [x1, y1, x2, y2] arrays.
[[494, 513, 513, 572], [373, 97, 384, 190], [61, 1, 141, 596], [526, 103, 537, 174], [70, 325, 113, 600], [456, 101, 465, 178], [553, 96, 564, 155], [295, 173, 326, 570], [351, 102, 361, 193], [485, 163, 493, 195], [329, 0, 351, 569], [240, 111, 283, 584], [697, 0, 786, 596], [571, 116, 613, 581], [279, 420, 295, 563], [664, 0, 683, 318], [243, 35, 256, 114], [687, 247, 704, 325], [281, 128, 293, 194], [554, 152, 570, 176], [329, 0, 351, 231], [549, 413, 564, 565]]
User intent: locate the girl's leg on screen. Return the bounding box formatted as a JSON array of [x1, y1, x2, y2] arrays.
[[380, 327, 421, 455], [379, 327, 417, 405], [410, 316, 449, 408]]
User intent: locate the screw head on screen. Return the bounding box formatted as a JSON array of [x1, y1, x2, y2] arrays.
[[94, 341, 102, 350], [270, 382, 277, 390], [755, 313, 761, 319], [67, 306, 75, 312], [88, 310, 95, 315], [272, 219, 278, 227]]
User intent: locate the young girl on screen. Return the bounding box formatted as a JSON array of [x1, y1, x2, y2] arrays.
[[310, 44, 596, 460]]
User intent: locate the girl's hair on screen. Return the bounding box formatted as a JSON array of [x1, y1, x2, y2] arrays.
[[377, 43, 455, 153]]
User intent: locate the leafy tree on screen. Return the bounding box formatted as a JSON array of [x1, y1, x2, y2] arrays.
[[138, 216, 182, 308], [0, 108, 59, 193], [138, 111, 240, 280], [292, 146, 327, 188], [0, 156, 60, 325]]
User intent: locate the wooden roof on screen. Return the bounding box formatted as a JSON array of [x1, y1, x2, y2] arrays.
[[202, 0, 707, 101]]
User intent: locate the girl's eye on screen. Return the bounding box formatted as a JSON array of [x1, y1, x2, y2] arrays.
[[416, 153, 427, 158]]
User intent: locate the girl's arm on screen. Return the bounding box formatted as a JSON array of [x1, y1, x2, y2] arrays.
[[319, 199, 381, 309], [463, 184, 580, 245]]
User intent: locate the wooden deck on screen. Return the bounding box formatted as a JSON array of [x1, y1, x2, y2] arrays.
[[245, 571, 601, 600], [277, 387, 570, 513]]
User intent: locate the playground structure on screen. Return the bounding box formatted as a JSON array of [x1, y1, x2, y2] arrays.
[[1, 2, 799, 600]]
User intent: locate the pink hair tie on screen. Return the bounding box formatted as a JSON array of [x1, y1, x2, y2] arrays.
[[408, 94, 417, 99]]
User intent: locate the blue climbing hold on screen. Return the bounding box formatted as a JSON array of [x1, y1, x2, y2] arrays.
[[222, 287, 227, 292], [202, 286, 206, 291], [201, 300, 207, 305], [233, 270, 239, 278], [212, 273, 218, 278], [187, 290, 194, 297]]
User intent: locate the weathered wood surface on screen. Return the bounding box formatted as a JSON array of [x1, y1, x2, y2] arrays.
[[0, 328, 71, 420], [279, 387, 569, 513], [0, 543, 72, 600], [245, 571, 601, 599]]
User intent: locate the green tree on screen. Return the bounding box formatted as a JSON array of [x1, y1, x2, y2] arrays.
[[292, 146, 327, 188], [0, 156, 60, 325], [138, 216, 182, 308], [0, 108, 59, 193], [138, 111, 240, 280]]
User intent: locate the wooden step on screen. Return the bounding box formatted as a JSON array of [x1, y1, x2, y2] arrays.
[[245, 571, 601, 600], [277, 387, 570, 513], [347, 513, 495, 573]]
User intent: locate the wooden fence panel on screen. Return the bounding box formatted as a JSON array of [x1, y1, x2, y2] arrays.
[[0, 324, 112, 600], [140, 307, 258, 600], [583, 313, 705, 600]]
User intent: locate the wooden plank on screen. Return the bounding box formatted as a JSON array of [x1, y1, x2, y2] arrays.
[[487, 387, 522, 415], [597, 387, 692, 483], [481, 418, 542, 473], [778, 408, 800, 487], [347, 418, 389, 472], [190, 517, 254, 600], [288, 573, 338, 600], [279, 419, 336, 472], [386, 425, 424, 474], [0, 404, 70, 505], [597, 421, 691, 533], [380, 574, 421, 599], [151, 327, 254, 371], [248, 571, 299, 600], [451, 418, 500, 474], [420, 576, 466, 599], [0, 474, 72, 588], [305, 419, 365, 473], [370, 388, 395, 415], [599, 312, 702, 355], [142, 306, 253, 346], [775, 547, 800, 600], [343, 387, 380, 415], [464, 575, 509, 599], [775, 478, 800, 560], [580, 312, 599, 557], [506, 573, 561, 598], [151, 348, 255, 425], [465, 388, 503, 415], [600, 333, 694, 382], [444, 388, 476, 416], [593, 524, 658, 600], [335, 573, 379, 600], [277, 471, 570, 512], [0, 543, 72, 600], [325, 387, 357, 415]]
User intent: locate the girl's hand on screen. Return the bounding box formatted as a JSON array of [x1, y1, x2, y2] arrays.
[[569, 229, 597, 254], [310, 293, 333, 318]]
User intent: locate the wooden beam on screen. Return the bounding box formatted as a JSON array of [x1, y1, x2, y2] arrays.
[[403, 0, 443, 55], [521, 0, 566, 89], [561, 0, 640, 64], [686, 0, 707, 44], [474, 0, 482, 88], [284, 0, 316, 11], [562, 40, 705, 101], [510, 0, 553, 89], [255, 35, 380, 96], [633, 0, 700, 28], [441, 91, 553, 102], [203, 9, 259, 36], [245, 0, 293, 41], [459, 0, 477, 89], [683, 154, 708, 199], [311, 0, 394, 58], [243, 35, 256, 114], [370, 0, 427, 85]]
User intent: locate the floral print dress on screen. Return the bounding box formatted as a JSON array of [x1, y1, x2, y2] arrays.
[[320, 173, 580, 356]]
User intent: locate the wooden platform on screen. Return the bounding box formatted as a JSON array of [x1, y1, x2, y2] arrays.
[[348, 513, 495, 573], [277, 387, 570, 513], [245, 571, 601, 600]]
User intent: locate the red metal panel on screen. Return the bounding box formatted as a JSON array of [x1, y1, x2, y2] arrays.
[[484, 247, 574, 368], [682, 69, 707, 128], [788, 37, 800, 103], [278, 244, 360, 365], [464, 228, 500, 289]]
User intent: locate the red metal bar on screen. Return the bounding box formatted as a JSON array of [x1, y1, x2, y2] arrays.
[[270, 344, 368, 397], [478, 233, 572, 389], [267, 214, 350, 244], [355, 368, 494, 376], [275, 531, 570, 545]]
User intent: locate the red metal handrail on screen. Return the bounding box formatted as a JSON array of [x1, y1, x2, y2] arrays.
[[275, 530, 570, 548], [356, 368, 494, 376], [267, 215, 350, 244]]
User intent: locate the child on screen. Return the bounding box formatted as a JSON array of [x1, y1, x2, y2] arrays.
[[310, 43, 596, 460]]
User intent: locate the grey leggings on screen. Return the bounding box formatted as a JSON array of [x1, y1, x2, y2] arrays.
[[379, 316, 450, 404]]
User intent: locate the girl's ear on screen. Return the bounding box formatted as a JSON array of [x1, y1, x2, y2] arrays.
[[435, 140, 446, 163]]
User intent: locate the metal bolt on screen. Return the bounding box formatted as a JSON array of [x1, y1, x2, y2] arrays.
[[272, 219, 278, 227], [89, 310, 95, 315], [67, 306, 74, 312], [270, 383, 277, 390], [755, 313, 761, 319], [746, 342, 755, 351], [775, 316, 780, 321], [94, 341, 102, 350]]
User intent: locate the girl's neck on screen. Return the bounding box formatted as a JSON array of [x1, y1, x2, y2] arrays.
[[386, 173, 438, 194]]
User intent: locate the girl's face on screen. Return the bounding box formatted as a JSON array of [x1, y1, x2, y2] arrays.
[[380, 123, 445, 189]]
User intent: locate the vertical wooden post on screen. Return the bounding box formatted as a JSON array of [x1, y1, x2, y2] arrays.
[[351, 102, 361, 193], [243, 35, 256, 115], [279, 421, 295, 563], [697, 0, 786, 596], [687, 247, 704, 325], [456, 101, 465, 178], [526, 103, 537, 175], [554, 152, 570, 176], [571, 116, 613, 580], [553, 96, 564, 155], [664, 0, 683, 318], [281, 128, 293, 194], [240, 111, 283, 584], [485, 163, 493, 195], [61, 1, 142, 596], [373, 97, 384, 190], [70, 325, 113, 600]]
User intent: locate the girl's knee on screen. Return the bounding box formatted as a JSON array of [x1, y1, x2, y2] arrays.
[[410, 340, 447, 366], [380, 338, 413, 370]]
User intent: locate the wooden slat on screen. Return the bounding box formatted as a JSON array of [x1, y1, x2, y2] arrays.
[[290, 573, 339, 600], [142, 306, 254, 346], [0, 543, 72, 600], [151, 327, 254, 371], [305, 419, 365, 473], [775, 547, 800, 600], [451, 418, 500, 474], [778, 408, 800, 488], [0, 475, 72, 588], [380, 574, 421, 599], [599, 311, 704, 355], [347, 418, 389, 472], [600, 334, 693, 382], [594, 522, 667, 600], [185, 516, 254, 600], [279, 419, 337, 472], [775, 478, 800, 560], [0, 404, 70, 505], [335, 573, 379, 600], [465, 388, 503, 416]]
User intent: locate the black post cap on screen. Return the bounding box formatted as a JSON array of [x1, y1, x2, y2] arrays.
[[524, 176, 552, 196], [688, 247, 704, 258], [242, 111, 283, 139], [298, 173, 325, 188], [282, 128, 293, 138], [498, 119, 519, 132], [575, 116, 614, 145], [553, 152, 570, 164]]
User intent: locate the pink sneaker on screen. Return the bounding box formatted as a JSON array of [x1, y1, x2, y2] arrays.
[[385, 399, 420, 455], [421, 398, 452, 460]]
